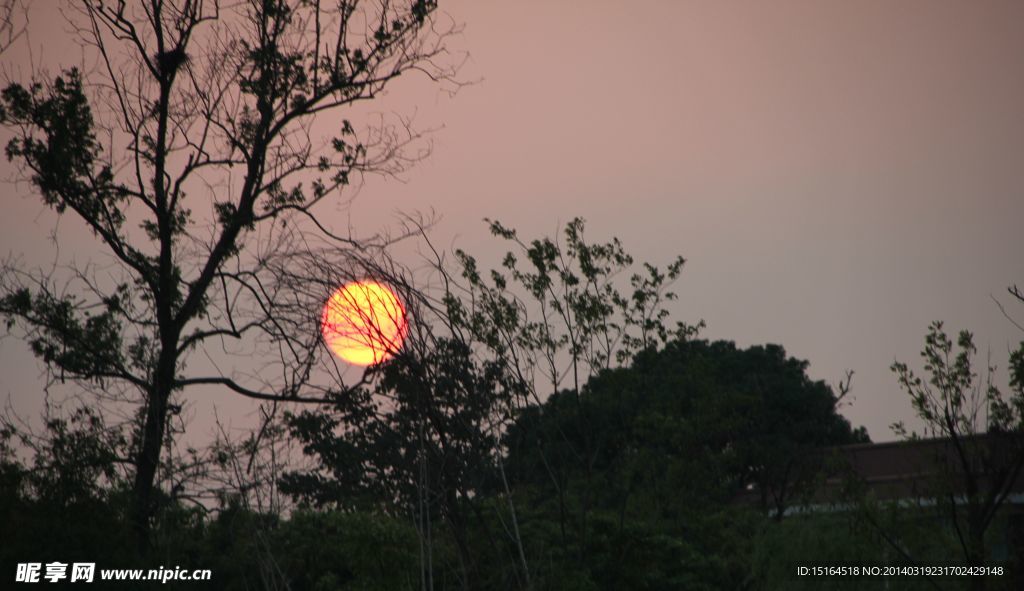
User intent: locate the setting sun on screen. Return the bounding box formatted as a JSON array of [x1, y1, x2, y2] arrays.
[[320, 281, 407, 366]]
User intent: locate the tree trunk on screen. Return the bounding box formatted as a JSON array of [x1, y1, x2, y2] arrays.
[[444, 499, 475, 591], [130, 345, 177, 548], [968, 511, 986, 591]]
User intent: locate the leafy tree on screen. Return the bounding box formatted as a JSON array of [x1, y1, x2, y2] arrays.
[[0, 0, 457, 545], [284, 337, 521, 590], [0, 405, 139, 575], [284, 219, 870, 589], [752, 507, 960, 591], [284, 218, 691, 590], [889, 322, 1024, 589], [448, 217, 691, 565], [504, 337, 866, 588], [0, 0, 24, 54], [507, 338, 867, 510], [188, 506, 420, 591]]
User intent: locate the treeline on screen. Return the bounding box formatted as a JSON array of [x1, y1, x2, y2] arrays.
[[1, 336, 866, 590], [4, 217, 1023, 590], [4, 331, 1023, 590]]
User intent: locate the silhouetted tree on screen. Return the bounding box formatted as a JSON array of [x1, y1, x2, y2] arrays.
[[504, 337, 867, 588], [284, 218, 692, 590], [0, 0, 24, 54], [0, 0, 457, 546], [890, 322, 1024, 590]]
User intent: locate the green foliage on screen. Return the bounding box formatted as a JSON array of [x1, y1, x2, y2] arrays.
[[876, 321, 1024, 584], [451, 217, 690, 375], [0, 407, 138, 577], [274, 510, 419, 591], [187, 506, 419, 591], [511, 498, 760, 591], [752, 508, 963, 591], [0, 287, 126, 384], [0, 411, 420, 589], [283, 334, 866, 589], [506, 339, 868, 518], [892, 321, 1024, 439], [499, 338, 865, 589], [1, 69, 128, 231], [279, 219, 875, 590], [283, 337, 516, 512], [285, 219, 700, 589]]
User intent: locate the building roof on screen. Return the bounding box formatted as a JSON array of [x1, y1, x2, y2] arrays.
[[734, 432, 1024, 511]]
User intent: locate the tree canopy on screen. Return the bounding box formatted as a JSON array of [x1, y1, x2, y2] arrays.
[[0, 0, 457, 545]]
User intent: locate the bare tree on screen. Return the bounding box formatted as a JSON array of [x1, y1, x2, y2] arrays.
[[0, 0, 458, 546], [0, 0, 25, 54]]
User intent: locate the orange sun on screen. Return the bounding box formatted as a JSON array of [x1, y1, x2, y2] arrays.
[[320, 280, 407, 366]]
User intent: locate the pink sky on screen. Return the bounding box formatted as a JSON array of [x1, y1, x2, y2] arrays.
[[2, 1, 1023, 441]]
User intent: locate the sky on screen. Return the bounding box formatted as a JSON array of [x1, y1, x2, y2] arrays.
[[1, 0, 1023, 442]]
